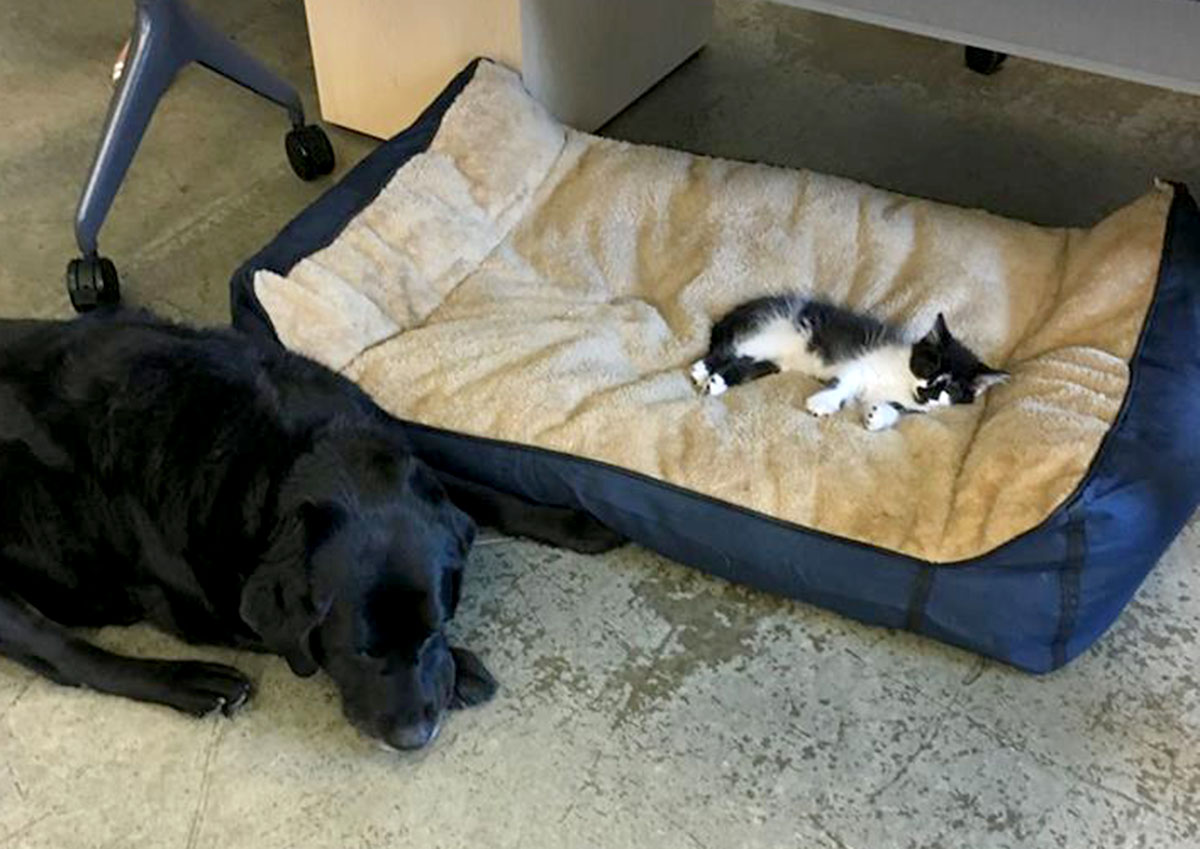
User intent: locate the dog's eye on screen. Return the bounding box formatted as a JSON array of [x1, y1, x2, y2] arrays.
[[441, 568, 463, 617], [381, 648, 419, 672], [307, 629, 326, 665], [358, 583, 439, 658]]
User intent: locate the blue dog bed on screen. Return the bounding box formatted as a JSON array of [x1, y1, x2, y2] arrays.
[[232, 60, 1200, 672]]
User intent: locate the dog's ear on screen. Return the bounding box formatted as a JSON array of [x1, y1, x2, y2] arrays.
[[449, 646, 497, 709], [239, 503, 338, 677]]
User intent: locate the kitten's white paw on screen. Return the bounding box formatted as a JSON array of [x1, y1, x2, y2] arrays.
[[865, 403, 900, 431], [703, 374, 727, 396], [689, 359, 710, 388], [805, 389, 844, 417]]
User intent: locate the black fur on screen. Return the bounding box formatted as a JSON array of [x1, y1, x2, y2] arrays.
[[698, 295, 1005, 411], [704, 296, 790, 358], [910, 313, 1007, 406], [0, 312, 623, 749], [712, 356, 781, 388], [704, 295, 903, 366], [794, 299, 905, 363], [701, 295, 905, 390]]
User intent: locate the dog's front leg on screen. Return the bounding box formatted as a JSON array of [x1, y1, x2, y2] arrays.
[[432, 469, 626, 554], [0, 587, 251, 717]]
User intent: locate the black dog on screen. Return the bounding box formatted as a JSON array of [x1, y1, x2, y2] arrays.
[[0, 313, 621, 749]]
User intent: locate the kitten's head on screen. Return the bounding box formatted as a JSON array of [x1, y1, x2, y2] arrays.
[[909, 314, 1008, 407]]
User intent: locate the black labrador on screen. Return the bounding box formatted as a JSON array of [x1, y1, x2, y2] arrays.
[[0, 313, 621, 749]]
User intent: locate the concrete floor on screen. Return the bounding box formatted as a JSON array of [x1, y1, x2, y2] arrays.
[[2, 1, 1199, 847]]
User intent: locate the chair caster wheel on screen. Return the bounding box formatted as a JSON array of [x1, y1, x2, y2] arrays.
[[965, 46, 1007, 75], [285, 124, 335, 181], [66, 255, 121, 313]]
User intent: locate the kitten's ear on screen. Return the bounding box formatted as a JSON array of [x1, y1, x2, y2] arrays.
[[921, 313, 951, 346], [973, 368, 1009, 395]]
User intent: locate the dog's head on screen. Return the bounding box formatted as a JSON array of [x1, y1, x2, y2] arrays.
[[240, 430, 496, 750]]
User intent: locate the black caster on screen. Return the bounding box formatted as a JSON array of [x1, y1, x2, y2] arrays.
[[285, 124, 335, 181], [66, 255, 121, 313], [965, 46, 1008, 75]]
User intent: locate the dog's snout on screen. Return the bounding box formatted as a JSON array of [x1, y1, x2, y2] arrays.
[[387, 716, 442, 750]]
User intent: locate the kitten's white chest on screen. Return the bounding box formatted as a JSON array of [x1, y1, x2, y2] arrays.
[[845, 345, 919, 402]]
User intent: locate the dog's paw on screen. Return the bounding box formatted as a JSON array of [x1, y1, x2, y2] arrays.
[[560, 513, 627, 554], [689, 359, 710, 388], [155, 660, 253, 718], [450, 647, 498, 709], [805, 389, 843, 417], [864, 403, 900, 432], [702, 374, 727, 397]]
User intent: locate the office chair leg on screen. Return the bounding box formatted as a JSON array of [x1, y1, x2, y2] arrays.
[[70, 4, 185, 312], [184, 3, 335, 181], [68, 0, 335, 313], [186, 5, 305, 126]]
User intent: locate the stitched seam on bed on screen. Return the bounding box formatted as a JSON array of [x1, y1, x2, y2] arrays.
[[1052, 512, 1087, 668], [905, 567, 936, 632]]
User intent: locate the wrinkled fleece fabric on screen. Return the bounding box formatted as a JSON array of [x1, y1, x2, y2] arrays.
[[255, 61, 1167, 563]]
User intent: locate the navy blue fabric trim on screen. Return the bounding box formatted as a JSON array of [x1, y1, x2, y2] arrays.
[[228, 58, 1200, 672], [398, 420, 925, 628], [1059, 183, 1200, 666]]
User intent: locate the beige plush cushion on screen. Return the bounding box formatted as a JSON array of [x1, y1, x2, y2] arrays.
[[256, 61, 1169, 563]]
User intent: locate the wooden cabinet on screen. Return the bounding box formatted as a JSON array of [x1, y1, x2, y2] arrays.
[[302, 0, 713, 138]]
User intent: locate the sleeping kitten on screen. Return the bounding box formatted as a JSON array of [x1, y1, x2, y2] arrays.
[[689, 295, 1007, 430]]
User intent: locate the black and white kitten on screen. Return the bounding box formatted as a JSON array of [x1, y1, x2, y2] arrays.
[[689, 295, 1007, 430]]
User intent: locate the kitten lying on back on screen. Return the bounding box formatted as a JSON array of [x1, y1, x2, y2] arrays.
[[690, 295, 1007, 430]]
